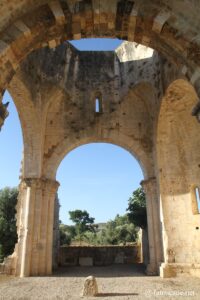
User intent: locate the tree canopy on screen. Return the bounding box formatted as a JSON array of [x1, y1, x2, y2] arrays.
[[60, 188, 147, 246], [0, 187, 18, 262], [127, 187, 147, 229], [60, 211, 138, 246], [96, 214, 137, 245], [68, 209, 96, 242]]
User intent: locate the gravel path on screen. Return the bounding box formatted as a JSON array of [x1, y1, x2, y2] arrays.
[[0, 264, 200, 300]]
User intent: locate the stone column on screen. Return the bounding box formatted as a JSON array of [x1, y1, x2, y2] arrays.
[[141, 228, 149, 266], [11, 178, 59, 277], [141, 177, 163, 275], [52, 193, 60, 269]]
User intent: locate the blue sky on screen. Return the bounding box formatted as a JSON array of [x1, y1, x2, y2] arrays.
[[0, 39, 143, 224], [70, 38, 123, 51]]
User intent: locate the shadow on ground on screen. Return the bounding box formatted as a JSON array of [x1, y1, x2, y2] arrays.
[[97, 292, 139, 297], [53, 263, 147, 278]]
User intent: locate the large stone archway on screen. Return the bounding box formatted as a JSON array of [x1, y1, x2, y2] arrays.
[[0, 2, 199, 277], [1, 0, 200, 127], [1, 41, 166, 277], [55, 140, 162, 276]]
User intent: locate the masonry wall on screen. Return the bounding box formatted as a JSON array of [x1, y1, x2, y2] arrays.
[[5, 40, 181, 277], [9, 41, 174, 180], [5, 40, 199, 278], [0, 0, 200, 279], [58, 245, 141, 267]]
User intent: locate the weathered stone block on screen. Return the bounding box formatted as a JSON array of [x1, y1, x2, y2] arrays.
[[82, 276, 98, 297]]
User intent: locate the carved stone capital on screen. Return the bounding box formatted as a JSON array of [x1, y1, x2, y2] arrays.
[[20, 177, 60, 193]]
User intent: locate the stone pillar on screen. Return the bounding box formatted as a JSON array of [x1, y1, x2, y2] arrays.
[[158, 177, 200, 278], [52, 193, 60, 269], [141, 228, 149, 266], [10, 178, 59, 277], [141, 177, 163, 275]]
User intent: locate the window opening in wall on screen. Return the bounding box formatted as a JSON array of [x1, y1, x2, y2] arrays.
[[195, 187, 200, 213], [95, 98, 101, 113]]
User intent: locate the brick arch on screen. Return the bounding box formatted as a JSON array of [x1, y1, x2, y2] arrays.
[[1, 0, 200, 124]]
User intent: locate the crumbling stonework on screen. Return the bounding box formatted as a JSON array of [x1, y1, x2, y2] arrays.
[[0, 0, 200, 280]]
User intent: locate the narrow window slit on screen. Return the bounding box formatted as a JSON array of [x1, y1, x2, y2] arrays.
[[195, 187, 200, 213], [95, 98, 101, 113]]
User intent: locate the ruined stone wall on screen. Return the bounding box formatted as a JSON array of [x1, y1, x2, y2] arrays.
[[58, 245, 141, 267], [0, 0, 200, 279], [5, 40, 200, 278], [1, 0, 200, 125], [9, 41, 180, 179], [6, 41, 166, 276]]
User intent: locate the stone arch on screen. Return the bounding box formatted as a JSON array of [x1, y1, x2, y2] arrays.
[[6, 76, 38, 175], [48, 135, 150, 180], [39, 79, 163, 277], [1, 0, 200, 127], [8, 74, 67, 178], [157, 78, 200, 277], [43, 80, 157, 180], [53, 138, 161, 274], [2, 3, 200, 275]]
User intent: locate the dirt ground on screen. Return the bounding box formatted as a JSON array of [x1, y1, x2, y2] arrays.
[[0, 264, 200, 300]]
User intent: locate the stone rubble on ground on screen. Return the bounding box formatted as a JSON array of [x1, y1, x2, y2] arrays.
[[82, 276, 98, 297]]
